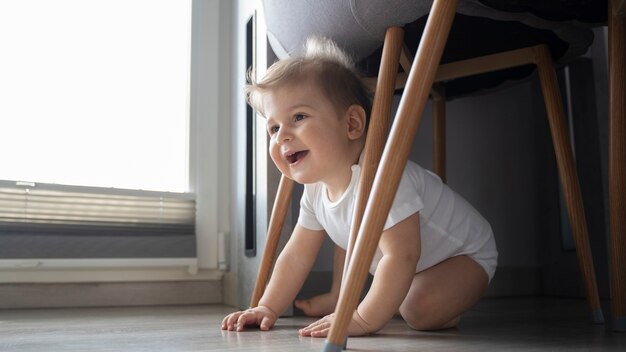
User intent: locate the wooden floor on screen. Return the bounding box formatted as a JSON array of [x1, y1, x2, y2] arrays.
[[1, 297, 625, 351]]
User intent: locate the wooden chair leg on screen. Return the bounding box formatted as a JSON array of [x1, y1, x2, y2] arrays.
[[249, 175, 294, 308], [324, 0, 458, 350], [343, 27, 404, 283], [432, 84, 446, 182], [608, 0, 626, 332], [533, 45, 604, 324]]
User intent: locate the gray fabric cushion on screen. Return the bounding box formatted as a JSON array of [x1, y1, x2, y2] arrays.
[[263, 0, 594, 64]]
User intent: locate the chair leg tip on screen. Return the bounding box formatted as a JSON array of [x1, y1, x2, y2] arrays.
[[592, 309, 605, 324], [322, 339, 347, 352]]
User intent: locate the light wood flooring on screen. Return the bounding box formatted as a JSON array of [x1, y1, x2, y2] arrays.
[[1, 297, 624, 351]]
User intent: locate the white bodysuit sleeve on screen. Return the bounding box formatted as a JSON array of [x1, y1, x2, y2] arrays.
[[297, 184, 325, 231], [383, 164, 424, 230]]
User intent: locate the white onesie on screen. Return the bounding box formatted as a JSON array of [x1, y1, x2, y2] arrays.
[[297, 160, 498, 281]]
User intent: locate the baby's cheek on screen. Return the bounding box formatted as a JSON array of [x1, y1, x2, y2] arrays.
[[268, 146, 280, 164], [269, 150, 289, 174]]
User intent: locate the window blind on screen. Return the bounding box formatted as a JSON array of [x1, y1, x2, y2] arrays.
[[0, 181, 196, 258]]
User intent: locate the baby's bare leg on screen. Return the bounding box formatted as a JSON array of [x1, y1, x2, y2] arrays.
[[295, 245, 345, 317], [399, 255, 489, 330]]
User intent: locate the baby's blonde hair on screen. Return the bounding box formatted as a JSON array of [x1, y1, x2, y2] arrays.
[[246, 37, 372, 125]]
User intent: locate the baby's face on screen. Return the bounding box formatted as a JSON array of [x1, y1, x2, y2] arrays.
[[262, 83, 354, 185]]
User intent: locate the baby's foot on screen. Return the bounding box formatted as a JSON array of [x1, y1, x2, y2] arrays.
[[294, 293, 338, 317]]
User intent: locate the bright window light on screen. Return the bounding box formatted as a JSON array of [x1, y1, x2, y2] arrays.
[[0, 0, 191, 193]]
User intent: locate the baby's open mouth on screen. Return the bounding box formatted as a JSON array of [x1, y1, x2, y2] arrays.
[[286, 150, 309, 164]]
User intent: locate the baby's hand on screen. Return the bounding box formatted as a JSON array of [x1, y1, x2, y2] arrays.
[[298, 312, 369, 338], [221, 306, 278, 332]]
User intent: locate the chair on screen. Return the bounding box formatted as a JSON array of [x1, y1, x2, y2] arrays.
[[251, 1, 625, 349]]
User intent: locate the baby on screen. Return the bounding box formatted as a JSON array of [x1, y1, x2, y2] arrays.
[[222, 37, 497, 337]]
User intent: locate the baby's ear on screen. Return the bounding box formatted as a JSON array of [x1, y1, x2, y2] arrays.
[[346, 105, 367, 140]]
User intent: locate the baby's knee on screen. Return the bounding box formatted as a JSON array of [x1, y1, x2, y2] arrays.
[[405, 314, 460, 331], [399, 296, 458, 331], [401, 307, 460, 331], [399, 304, 434, 330]]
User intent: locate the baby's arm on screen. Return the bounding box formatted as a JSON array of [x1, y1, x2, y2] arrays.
[[299, 212, 420, 337], [356, 212, 420, 332], [222, 224, 326, 331], [294, 245, 345, 317]]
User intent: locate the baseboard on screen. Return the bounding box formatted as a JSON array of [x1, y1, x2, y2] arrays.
[[0, 280, 222, 309], [222, 271, 239, 308]]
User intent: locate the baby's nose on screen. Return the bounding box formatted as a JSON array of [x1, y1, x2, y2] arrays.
[[277, 128, 293, 143]]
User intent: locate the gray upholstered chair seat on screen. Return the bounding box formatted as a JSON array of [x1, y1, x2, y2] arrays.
[[263, 0, 601, 98]]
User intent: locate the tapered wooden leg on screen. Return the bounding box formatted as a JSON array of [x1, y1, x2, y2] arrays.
[[323, 1, 458, 351], [343, 27, 404, 282], [250, 175, 294, 308], [533, 45, 604, 324], [432, 84, 446, 182], [609, 0, 626, 332]]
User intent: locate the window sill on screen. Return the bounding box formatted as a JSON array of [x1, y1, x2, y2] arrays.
[[0, 258, 223, 284]]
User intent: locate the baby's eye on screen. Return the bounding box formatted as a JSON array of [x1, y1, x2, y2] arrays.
[[294, 114, 306, 122], [269, 125, 279, 135]]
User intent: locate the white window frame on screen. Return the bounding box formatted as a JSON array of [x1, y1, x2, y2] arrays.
[[0, 0, 232, 283]]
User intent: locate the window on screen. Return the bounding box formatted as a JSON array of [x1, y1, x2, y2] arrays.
[[0, 0, 197, 261], [0, 0, 191, 192]]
